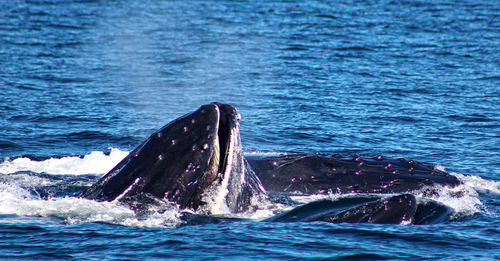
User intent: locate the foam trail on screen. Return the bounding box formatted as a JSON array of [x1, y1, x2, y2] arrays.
[[0, 148, 129, 175]]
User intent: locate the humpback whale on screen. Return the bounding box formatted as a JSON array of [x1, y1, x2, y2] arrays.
[[81, 102, 461, 224], [247, 154, 460, 195], [81, 103, 264, 214]]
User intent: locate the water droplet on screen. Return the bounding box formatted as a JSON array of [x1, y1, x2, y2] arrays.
[[206, 125, 211, 131], [192, 145, 197, 151], [385, 163, 392, 169], [355, 156, 361, 161], [358, 161, 364, 166], [134, 153, 139, 158], [191, 119, 196, 124], [291, 177, 296, 182], [355, 171, 360, 175], [376, 155, 383, 160], [203, 144, 209, 149], [183, 126, 188, 132], [171, 139, 176, 145], [157, 132, 162, 138], [272, 161, 278, 166], [158, 154, 163, 160]]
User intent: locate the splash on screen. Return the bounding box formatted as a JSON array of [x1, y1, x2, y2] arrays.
[[414, 184, 483, 217], [453, 173, 500, 194], [0, 149, 497, 227], [0, 148, 129, 175], [0, 182, 182, 228]]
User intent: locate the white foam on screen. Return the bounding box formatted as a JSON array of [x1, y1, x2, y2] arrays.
[[414, 184, 483, 217], [0, 148, 129, 175], [3, 173, 59, 188], [290, 193, 343, 204], [410, 173, 500, 217], [1, 147, 497, 226], [0, 182, 182, 228], [453, 173, 500, 194]]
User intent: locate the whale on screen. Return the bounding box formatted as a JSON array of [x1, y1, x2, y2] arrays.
[[246, 154, 461, 195], [81, 102, 461, 224], [265, 194, 454, 225], [80, 103, 265, 214]]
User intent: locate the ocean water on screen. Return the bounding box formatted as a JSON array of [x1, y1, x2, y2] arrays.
[[1, 0, 499, 259]]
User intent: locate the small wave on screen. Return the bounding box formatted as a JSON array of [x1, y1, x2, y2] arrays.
[[0, 148, 129, 175]]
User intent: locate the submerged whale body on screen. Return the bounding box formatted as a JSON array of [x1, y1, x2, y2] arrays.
[[81, 103, 461, 224], [266, 194, 454, 225]]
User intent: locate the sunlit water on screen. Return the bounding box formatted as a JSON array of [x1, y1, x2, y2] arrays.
[[1, 0, 499, 259]]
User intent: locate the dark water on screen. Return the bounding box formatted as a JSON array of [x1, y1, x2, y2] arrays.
[[1, 0, 499, 260]]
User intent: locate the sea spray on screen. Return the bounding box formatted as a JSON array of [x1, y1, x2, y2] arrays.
[[0, 148, 129, 175]]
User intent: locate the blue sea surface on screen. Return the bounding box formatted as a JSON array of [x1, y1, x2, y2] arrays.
[[1, 0, 499, 260]]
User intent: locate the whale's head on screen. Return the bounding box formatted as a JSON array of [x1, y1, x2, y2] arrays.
[[81, 103, 263, 213]]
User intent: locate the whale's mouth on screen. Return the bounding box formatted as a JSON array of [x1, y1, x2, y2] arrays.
[[188, 103, 240, 210], [80, 102, 245, 212], [209, 103, 240, 182], [217, 107, 231, 176]]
